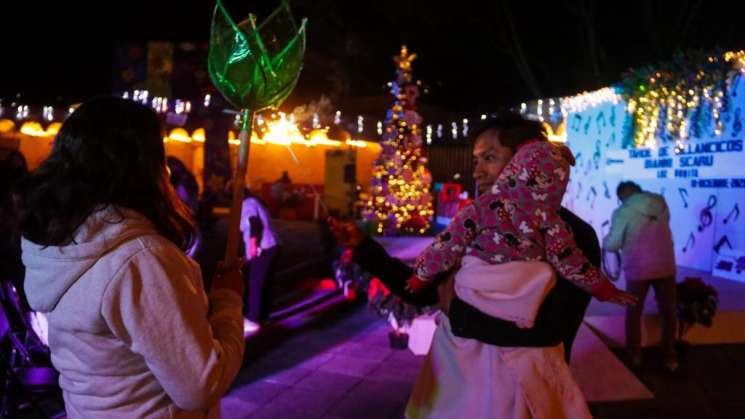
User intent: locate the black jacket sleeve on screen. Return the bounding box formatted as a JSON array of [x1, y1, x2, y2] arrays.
[[351, 236, 439, 307]]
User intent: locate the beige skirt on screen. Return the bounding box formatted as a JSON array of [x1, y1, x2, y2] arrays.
[[405, 315, 592, 419]]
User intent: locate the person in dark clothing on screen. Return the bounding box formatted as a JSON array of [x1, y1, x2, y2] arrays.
[[329, 114, 616, 361], [330, 207, 597, 361], [1, 150, 30, 310]]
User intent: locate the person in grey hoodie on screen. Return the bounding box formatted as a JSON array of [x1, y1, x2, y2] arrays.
[[603, 181, 678, 372], [13, 97, 245, 418]]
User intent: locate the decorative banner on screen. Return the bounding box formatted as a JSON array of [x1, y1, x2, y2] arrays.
[[173, 42, 211, 103], [146, 41, 174, 97], [112, 42, 147, 93], [604, 139, 745, 183]]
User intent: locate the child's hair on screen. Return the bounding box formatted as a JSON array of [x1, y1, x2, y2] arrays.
[[471, 112, 547, 152]]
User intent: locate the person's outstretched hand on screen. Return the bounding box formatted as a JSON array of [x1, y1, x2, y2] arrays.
[[607, 288, 638, 307], [327, 217, 365, 248]]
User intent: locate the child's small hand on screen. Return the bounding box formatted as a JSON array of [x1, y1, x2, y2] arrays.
[[405, 275, 427, 293]]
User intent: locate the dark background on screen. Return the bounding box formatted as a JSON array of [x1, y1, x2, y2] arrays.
[[1, 0, 743, 113]]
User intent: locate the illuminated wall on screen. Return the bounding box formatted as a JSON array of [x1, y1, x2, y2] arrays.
[[2, 132, 381, 193], [562, 81, 745, 274]]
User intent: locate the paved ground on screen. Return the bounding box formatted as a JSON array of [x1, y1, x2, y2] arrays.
[[222, 298, 745, 419]]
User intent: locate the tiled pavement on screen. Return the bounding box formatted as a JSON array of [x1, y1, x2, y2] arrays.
[[222, 297, 745, 419]]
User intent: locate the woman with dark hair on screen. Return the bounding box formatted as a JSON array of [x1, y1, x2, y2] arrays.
[[14, 97, 245, 418]]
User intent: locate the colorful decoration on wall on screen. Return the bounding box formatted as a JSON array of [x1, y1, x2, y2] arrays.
[[619, 50, 743, 149]]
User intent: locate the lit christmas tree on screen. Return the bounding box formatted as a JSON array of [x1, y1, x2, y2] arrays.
[[364, 46, 434, 235]]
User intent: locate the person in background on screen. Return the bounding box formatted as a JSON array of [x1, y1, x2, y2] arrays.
[[240, 189, 280, 334], [1, 150, 29, 309], [270, 170, 292, 213], [603, 180, 678, 372], [167, 156, 202, 257], [14, 97, 245, 418], [167, 156, 200, 215]]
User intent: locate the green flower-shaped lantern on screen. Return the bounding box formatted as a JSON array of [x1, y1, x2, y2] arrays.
[[208, 0, 306, 264]]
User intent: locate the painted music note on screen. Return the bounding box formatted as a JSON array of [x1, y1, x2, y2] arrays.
[[724, 203, 740, 224], [571, 115, 582, 132], [682, 232, 696, 253], [575, 182, 583, 199], [732, 108, 742, 137], [606, 132, 616, 148], [678, 188, 689, 209], [584, 159, 593, 176], [583, 118, 592, 135], [610, 106, 616, 127], [574, 152, 583, 167], [603, 181, 611, 199], [586, 186, 598, 208], [596, 111, 606, 135], [698, 194, 718, 232], [593, 140, 601, 169], [714, 235, 733, 254]]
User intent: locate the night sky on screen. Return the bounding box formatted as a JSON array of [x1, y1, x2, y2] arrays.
[[2, 0, 743, 113]]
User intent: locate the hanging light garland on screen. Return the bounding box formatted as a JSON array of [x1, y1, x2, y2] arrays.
[[619, 49, 740, 149], [724, 50, 745, 73], [560, 87, 621, 115]]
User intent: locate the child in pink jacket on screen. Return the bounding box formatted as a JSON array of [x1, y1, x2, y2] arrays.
[[408, 139, 620, 302]]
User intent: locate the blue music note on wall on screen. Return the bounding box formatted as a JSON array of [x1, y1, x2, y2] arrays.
[[583, 117, 592, 135], [606, 132, 616, 148], [571, 115, 582, 132], [682, 232, 695, 253], [610, 106, 616, 127], [724, 203, 740, 224], [603, 181, 611, 199], [733, 108, 742, 137], [596, 111, 606, 135], [714, 235, 733, 254], [586, 186, 598, 208], [698, 195, 718, 232], [593, 140, 601, 169], [678, 188, 689, 209]]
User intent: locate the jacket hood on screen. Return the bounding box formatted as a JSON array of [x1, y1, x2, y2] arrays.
[[22, 207, 157, 312], [492, 141, 572, 210]]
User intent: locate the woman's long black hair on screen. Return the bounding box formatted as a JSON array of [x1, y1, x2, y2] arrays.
[[14, 97, 195, 249]]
